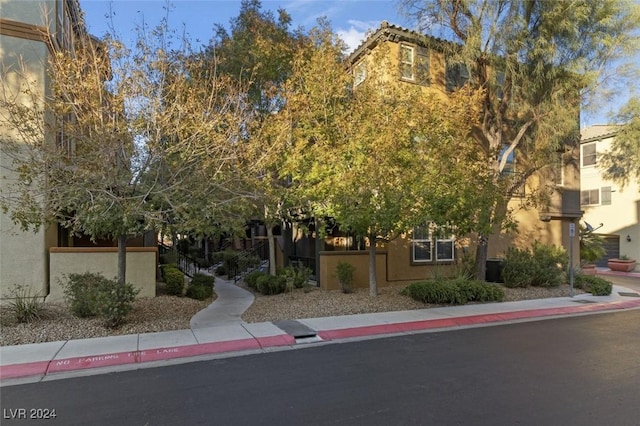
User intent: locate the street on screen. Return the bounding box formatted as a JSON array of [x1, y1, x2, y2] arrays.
[[1, 309, 639, 425]]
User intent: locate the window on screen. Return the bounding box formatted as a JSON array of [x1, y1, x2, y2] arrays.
[[601, 186, 612, 205], [446, 61, 469, 92], [581, 143, 596, 167], [581, 189, 599, 206], [411, 224, 455, 263], [554, 153, 564, 186], [400, 45, 414, 81], [500, 145, 516, 174], [354, 62, 366, 86], [416, 46, 430, 86]]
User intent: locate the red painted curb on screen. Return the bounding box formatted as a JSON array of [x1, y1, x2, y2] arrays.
[[2, 299, 639, 381], [318, 299, 640, 341], [0, 361, 50, 380]]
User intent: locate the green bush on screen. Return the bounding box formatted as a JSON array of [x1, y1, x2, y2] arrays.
[[190, 273, 215, 288], [336, 261, 355, 294], [402, 279, 467, 305], [63, 272, 138, 328], [502, 243, 567, 288], [96, 279, 139, 328], [255, 274, 287, 295], [184, 273, 214, 300], [3, 284, 45, 323], [282, 264, 312, 290], [186, 283, 214, 300], [163, 267, 185, 296], [238, 255, 261, 273], [575, 275, 613, 296], [64, 272, 113, 317], [402, 278, 504, 305], [159, 252, 177, 265], [244, 270, 267, 289], [455, 279, 505, 302], [215, 265, 227, 276]]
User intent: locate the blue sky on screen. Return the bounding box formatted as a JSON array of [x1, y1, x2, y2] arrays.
[[79, 0, 629, 127], [79, 0, 407, 52]]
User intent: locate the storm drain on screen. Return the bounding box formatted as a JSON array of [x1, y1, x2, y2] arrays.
[[618, 292, 640, 297], [572, 299, 596, 304], [273, 320, 322, 344]]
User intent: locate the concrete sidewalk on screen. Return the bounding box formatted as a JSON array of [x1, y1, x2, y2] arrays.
[[1, 278, 639, 385]]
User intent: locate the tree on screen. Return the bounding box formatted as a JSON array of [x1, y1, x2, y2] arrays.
[[206, 0, 307, 275], [599, 96, 640, 187], [281, 27, 484, 296], [0, 18, 253, 285], [400, 0, 640, 279]]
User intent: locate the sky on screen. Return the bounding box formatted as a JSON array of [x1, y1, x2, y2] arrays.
[[79, 0, 630, 128]]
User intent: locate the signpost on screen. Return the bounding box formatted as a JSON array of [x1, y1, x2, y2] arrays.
[[569, 222, 575, 297]]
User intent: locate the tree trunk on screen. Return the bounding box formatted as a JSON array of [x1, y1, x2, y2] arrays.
[[267, 225, 277, 276], [474, 234, 488, 282], [203, 238, 209, 262], [117, 234, 127, 285], [369, 232, 377, 297]]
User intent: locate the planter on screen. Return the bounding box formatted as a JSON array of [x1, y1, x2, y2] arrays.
[[581, 263, 597, 275], [607, 259, 637, 272]]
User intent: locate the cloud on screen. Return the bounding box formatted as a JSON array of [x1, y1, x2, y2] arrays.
[[336, 20, 379, 53]]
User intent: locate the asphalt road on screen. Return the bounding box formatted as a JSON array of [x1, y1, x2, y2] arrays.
[[2, 310, 639, 426]]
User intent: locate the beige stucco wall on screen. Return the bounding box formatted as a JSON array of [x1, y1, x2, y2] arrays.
[[319, 251, 387, 291], [47, 247, 158, 303], [581, 127, 639, 270], [0, 25, 52, 300]]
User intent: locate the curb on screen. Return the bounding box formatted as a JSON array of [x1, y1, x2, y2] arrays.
[[2, 298, 640, 381]]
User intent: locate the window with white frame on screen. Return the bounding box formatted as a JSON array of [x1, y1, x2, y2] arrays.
[[411, 224, 455, 263], [601, 186, 612, 205], [581, 142, 596, 167], [581, 189, 599, 205], [400, 45, 415, 81], [354, 61, 366, 86]]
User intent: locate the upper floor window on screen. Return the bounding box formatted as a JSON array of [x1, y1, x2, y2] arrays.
[[354, 61, 366, 86], [400, 45, 415, 81], [553, 153, 564, 186], [581, 142, 597, 167], [581, 187, 611, 206], [446, 61, 469, 92], [500, 145, 516, 174]]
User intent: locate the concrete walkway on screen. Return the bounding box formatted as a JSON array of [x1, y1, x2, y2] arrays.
[[1, 272, 639, 385], [189, 276, 254, 329]]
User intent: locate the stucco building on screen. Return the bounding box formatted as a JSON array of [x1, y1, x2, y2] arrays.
[[580, 125, 639, 270]]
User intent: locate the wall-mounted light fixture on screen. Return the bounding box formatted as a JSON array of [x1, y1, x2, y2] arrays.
[[627, 235, 632, 242]]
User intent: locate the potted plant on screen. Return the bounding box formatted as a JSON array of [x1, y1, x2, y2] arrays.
[[579, 225, 605, 275], [607, 255, 637, 272], [336, 261, 355, 293]]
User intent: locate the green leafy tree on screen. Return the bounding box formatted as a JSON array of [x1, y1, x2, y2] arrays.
[[400, 0, 640, 279], [599, 96, 640, 188], [0, 17, 253, 285], [281, 27, 484, 296], [206, 0, 307, 275]]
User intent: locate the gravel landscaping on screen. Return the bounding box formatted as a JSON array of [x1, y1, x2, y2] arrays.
[[0, 281, 584, 346]]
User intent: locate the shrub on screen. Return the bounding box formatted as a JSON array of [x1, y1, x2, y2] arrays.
[[186, 283, 214, 300], [215, 265, 227, 276], [281, 264, 312, 290], [575, 275, 612, 296], [64, 272, 113, 317], [402, 279, 467, 305], [3, 284, 45, 323], [238, 255, 261, 273], [455, 279, 505, 302], [163, 267, 185, 296], [255, 274, 287, 295], [502, 243, 567, 288], [96, 279, 139, 328], [244, 270, 266, 289], [184, 273, 214, 300], [159, 252, 177, 265], [336, 261, 355, 294], [402, 278, 504, 305], [63, 272, 138, 328]]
